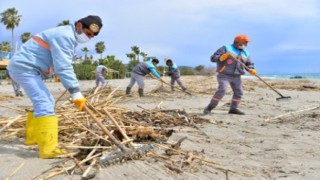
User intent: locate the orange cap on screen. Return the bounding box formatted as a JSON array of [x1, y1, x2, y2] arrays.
[[234, 34, 252, 42]]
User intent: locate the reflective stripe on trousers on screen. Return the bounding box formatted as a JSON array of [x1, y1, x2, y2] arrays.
[[209, 73, 243, 109], [9, 71, 55, 117]]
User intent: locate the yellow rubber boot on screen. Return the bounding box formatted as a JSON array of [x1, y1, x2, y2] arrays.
[[25, 110, 37, 145], [34, 115, 67, 159]]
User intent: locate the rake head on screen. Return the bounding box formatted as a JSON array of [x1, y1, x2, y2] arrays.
[[276, 96, 292, 101], [99, 144, 154, 165]]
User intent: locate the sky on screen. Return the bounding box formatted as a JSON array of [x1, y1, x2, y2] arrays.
[[1, 0, 320, 74]]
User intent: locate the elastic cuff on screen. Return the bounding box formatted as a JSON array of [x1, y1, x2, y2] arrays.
[[68, 87, 80, 94]]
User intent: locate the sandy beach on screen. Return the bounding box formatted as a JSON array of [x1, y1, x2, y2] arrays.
[[0, 75, 320, 179]]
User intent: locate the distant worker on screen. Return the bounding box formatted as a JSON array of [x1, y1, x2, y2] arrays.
[[7, 15, 103, 158], [165, 59, 187, 92], [203, 34, 257, 115], [95, 63, 108, 89], [126, 58, 165, 97], [7, 69, 23, 96]]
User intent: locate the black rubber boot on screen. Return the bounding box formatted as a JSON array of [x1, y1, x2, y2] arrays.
[[203, 104, 215, 115], [228, 109, 245, 115], [126, 87, 131, 95], [138, 88, 144, 97]]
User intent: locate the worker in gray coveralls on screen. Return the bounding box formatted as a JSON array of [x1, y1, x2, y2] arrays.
[[165, 59, 187, 92], [203, 34, 257, 115], [95, 63, 108, 89], [126, 58, 165, 97]]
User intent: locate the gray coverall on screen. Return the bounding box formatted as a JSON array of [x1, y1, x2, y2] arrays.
[[126, 61, 161, 97], [166, 62, 186, 91], [206, 44, 254, 110], [95, 65, 108, 88]]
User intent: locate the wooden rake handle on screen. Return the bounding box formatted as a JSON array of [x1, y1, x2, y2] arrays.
[[83, 105, 126, 151], [228, 53, 288, 98]]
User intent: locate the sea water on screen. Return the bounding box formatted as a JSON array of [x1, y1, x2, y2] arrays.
[[256, 73, 320, 79]]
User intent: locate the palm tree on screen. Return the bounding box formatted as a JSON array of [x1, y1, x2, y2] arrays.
[[0, 8, 22, 52], [81, 47, 89, 61], [95, 41, 106, 59], [126, 53, 136, 61], [20, 32, 31, 43], [140, 52, 148, 61], [57, 20, 70, 26], [0, 41, 11, 52], [131, 46, 140, 61]]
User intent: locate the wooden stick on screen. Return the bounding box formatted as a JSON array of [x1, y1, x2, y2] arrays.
[[86, 87, 110, 99], [103, 108, 134, 147], [43, 153, 102, 179], [63, 145, 112, 149], [265, 105, 320, 122], [83, 105, 127, 152], [54, 89, 67, 109], [6, 161, 25, 180], [0, 105, 25, 113], [155, 144, 219, 165], [186, 152, 194, 165], [0, 115, 22, 134], [81, 159, 97, 179]]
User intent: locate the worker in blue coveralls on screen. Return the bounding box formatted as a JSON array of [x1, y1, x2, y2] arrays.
[[165, 59, 187, 92], [126, 58, 165, 97], [7, 15, 103, 158], [203, 34, 257, 115], [95, 63, 108, 89]]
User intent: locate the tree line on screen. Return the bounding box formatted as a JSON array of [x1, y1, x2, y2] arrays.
[[1, 8, 215, 80]]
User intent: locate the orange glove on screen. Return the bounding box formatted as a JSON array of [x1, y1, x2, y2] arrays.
[[72, 98, 86, 111], [159, 78, 166, 83], [219, 53, 229, 62], [248, 69, 257, 76], [71, 92, 86, 111]]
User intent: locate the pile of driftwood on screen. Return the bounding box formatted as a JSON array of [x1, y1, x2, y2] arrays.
[[0, 87, 234, 179]]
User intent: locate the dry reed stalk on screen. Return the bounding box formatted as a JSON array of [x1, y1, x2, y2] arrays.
[[86, 87, 110, 99], [64, 145, 112, 150], [81, 158, 97, 179], [43, 153, 102, 179], [6, 161, 25, 180], [0, 105, 25, 113], [103, 108, 134, 147], [54, 89, 67, 109], [155, 144, 220, 165], [0, 115, 22, 134], [265, 105, 320, 122]]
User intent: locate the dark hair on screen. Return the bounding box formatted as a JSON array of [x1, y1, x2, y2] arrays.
[[76, 15, 103, 36], [166, 59, 173, 65], [152, 58, 159, 64]]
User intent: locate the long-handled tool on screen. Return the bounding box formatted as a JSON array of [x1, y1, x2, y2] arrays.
[[83, 104, 153, 165], [229, 53, 291, 101], [149, 73, 192, 96], [149, 74, 192, 95], [161, 80, 192, 95]]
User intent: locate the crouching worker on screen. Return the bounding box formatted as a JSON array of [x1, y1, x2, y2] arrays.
[[203, 34, 257, 115], [7, 15, 103, 158], [165, 59, 187, 92], [95, 63, 108, 89], [126, 58, 165, 97]]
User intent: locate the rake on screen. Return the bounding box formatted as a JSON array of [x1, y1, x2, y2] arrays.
[[229, 53, 291, 101]]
